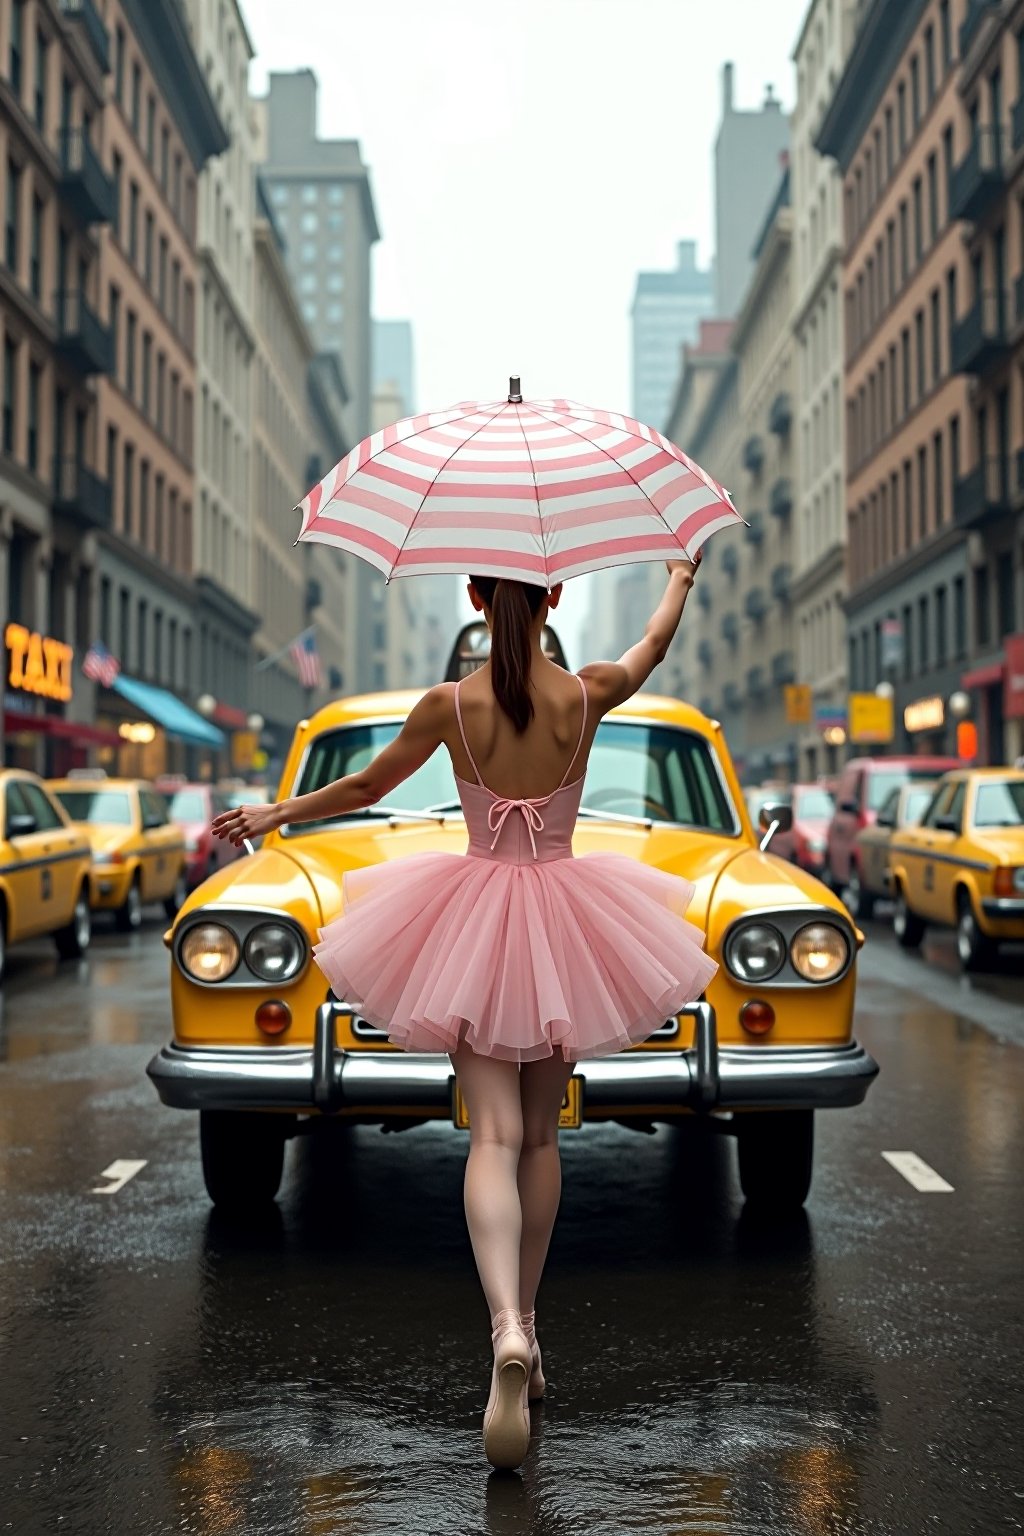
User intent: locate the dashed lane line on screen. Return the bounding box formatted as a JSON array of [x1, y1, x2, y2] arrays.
[[90, 1159, 148, 1195], [881, 1151, 954, 1192]]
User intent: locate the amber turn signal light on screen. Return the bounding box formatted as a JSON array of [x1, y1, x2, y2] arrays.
[[739, 999, 776, 1036], [255, 1000, 291, 1037]]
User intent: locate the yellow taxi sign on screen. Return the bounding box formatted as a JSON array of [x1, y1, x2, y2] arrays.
[[453, 1075, 582, 1129], [848, 692, 895, 743], [784, 683, 813, 725]]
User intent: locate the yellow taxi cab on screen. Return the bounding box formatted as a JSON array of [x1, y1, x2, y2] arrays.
[[0, 769, 92, 981], [147, 626, 879, 1216], [853, 778, 937, 910], [48, 773, 188, 931], [888, 767, 1024, 970]]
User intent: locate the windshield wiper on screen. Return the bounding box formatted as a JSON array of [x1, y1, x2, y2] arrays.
[[576, 806, 653, 829], [422, 800, 466, 816]]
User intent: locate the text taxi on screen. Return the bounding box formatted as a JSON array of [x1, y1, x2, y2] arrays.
[[148, 651, 879, 1216], [889, 767, 1024, 970], [0, 771, 92, 981], [49, 775, 188, 931]]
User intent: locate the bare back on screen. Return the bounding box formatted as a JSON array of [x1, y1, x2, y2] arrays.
[[448, 663, 596, 800]]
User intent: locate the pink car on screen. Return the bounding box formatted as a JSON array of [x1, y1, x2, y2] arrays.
[[771, 783, 835, 876], [156, 780, 242, 891]]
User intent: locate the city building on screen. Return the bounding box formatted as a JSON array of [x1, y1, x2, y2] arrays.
[[1, 0, 116, 770], [90, 0, 229, 777], [372, 317, 413, 416], [305, 349, 352, 705], [663, 334, 743, 762], [727, 169, 798, 781], [947, 4, 1024, 764], [791, 0, 864, 778], [181, 0, 260, 750], [817, 0, 974, 760], [713, 64, 791, 317], [250, 178, 326, 774], [631, 239, 714, 432], [255, 67, 383, 695]]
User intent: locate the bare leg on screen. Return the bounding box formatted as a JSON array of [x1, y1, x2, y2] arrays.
[[449, 1039, 525, 1318], [517, 1051, 575, 1316]]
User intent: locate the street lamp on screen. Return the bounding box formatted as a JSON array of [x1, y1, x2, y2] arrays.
[[246, 712, 265, 733], [196, 693, 217, 717], [948, 690, 971, 720], [875, 680, 895, 700]]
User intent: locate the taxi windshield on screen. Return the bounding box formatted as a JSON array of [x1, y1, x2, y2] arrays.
[[974, 780, 1024, 828], [284, 719, 738, 834], [55, 790, 133, 825]]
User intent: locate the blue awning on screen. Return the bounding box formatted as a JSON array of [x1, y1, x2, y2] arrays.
[[110, 674, 226, 748]]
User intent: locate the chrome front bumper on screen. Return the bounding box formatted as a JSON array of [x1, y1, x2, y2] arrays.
[[146, 1001, 880, 1117], [981, 897, 1024, 919]]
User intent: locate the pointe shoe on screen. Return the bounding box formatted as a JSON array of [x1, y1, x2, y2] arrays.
[[482, 1308, 531, 1470], [520, 1309, 545, 1401]]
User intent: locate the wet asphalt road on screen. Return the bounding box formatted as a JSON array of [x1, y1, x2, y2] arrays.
[[0, 904, 1022, 1536]]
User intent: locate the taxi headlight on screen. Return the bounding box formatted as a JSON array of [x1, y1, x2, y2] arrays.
[[790, 922, 849, 983], [180, 922, 240, 982], [244, 922, 305, 983], [725, 922, 786, 983]]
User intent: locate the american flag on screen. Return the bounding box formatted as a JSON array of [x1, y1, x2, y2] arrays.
[[82, 641, 121, 688], [290, 627, 322, 689]]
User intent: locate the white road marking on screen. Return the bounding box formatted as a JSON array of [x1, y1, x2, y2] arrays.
[[90, 1159, 147, 1195], [881, 1151, 954, 1193]]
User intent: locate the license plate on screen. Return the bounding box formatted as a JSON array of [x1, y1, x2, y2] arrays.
[[453, 1074, 583, 1130]]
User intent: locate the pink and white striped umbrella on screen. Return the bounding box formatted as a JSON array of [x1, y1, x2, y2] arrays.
[[294, 378, 743, 586]]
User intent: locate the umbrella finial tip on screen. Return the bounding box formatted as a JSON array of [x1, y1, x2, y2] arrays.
[[508, 374, 522, 403]]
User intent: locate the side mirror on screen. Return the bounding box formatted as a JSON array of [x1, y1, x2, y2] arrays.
[[758, 802, 792, 850], [875, 814, 895, 829], [840, 799, 859, 815], [7, 812, 38, 837], [934, 814, 959, 834]]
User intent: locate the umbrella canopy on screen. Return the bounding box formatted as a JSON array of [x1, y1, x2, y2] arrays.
[[295, 377, 743, 586]]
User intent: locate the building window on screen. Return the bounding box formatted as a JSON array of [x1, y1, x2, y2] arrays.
[[897, 80, 906, 151], [917, 445, 928, 539], [301, 184, 318, 204], [927, 154, 938, 243], [123, 443, 134, 533], [950, 413, 961, 486], [130, 61, 141, 135], [940, 0, 952, 70], [326, 210, 343, 231], [156, 352, 166, 430], [119, 587, 130, 663], [326, 301, 343, 323], [128, 181, 139, 261], [924, 24, 936, 101], [933, 431, 944, 521], [910, 55, 920, 129], [139, 459, 150, 547], [997, 552, 1016, 636], [903, 459, 913, 549], [918, 594, 929, 670], [113, 23, 125, 103], [299, 271, 317, 293], [912, 177, 923, 261], [146, 95, 156, 162], [901, 327, 911, 415], [935, 586, 947, 665], [300, 211, 318, 233], [301, 300, 317, 323], [111, 151, 123, 239], [155, 474, 165, 558], [137, 599, 147, 675], [300, 240, 316, 261], [899, 200, 908, 283], [108, 283, 120, 371], [9, 1, 24, 96], [141, 331, 152, 416], [5, 159, 20, 273], [953, 574, 966, 657], [106, 423, 117, 489], [974, 565, 990, 648], [143, 209, 153, 284], [2, 337, 16, 453], [915, 309, 926, 400], [34, 27, 45, 129], [930, 288, 942, 384], [158, 235, 168, 307], [125, 310, 136, 396], [160, 125, 169, 190], [902, 603, 914, 676], [26, 359, 39, 470], [29, 194, 42, 300]]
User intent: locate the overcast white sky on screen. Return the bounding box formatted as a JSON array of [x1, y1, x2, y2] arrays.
[[242, 0, 811, 653]]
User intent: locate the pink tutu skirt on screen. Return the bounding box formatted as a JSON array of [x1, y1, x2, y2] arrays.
[[312, 851, 718, 1063]]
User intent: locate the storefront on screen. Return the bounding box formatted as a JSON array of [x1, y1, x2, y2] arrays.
[[960, 641, 1023, 767], [3, 622, 123, 773], [93, 674, 226, 778]]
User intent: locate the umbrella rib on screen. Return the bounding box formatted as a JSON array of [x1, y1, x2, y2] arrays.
[[528, 404, 690, 549], [512, 402, 549, 589], [386, 400, 512, 578]]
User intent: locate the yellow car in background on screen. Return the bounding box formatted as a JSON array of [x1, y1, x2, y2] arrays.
[[889, 768, 1024, 970], [854, 779, 937, 910], [0, 770, 92, 981], [148, 627, 879, 1216], [49, 776, 188, 932]]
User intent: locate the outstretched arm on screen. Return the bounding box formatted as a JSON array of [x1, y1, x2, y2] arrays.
[[580, 556, 700, 715], [212, 686, 451, 845]]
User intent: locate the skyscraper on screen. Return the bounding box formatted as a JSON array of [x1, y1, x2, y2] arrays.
[[631, 240, 714, 431], [713, 65, 790, 317]]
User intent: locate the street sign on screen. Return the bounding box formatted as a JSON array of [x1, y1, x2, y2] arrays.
[[232, 730, 259, 770], [848, 692, 895, 744], [784, 683, 813, 725]]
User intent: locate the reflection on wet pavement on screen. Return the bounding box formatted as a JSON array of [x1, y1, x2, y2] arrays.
[[0, 925, 1021, 1533]]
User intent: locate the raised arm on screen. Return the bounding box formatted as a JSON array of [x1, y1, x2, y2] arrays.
[[212, 686, 451, 845], [580, 556, 700, 715]]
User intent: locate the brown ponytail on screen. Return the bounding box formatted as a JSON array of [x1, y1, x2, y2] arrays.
[[469, 574, 547, 732]]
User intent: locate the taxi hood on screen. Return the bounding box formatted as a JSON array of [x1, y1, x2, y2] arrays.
[[177, 844, 324, 927], [79, 824, 135, 858]]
